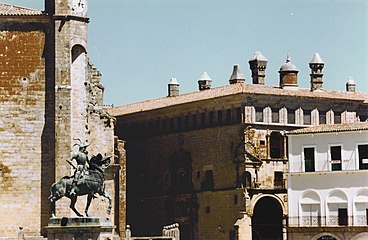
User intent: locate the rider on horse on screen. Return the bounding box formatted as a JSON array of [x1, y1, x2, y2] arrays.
[[67, 139, 89, 196]]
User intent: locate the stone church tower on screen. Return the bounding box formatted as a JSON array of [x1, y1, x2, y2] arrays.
[[0, 0, 125, 238]]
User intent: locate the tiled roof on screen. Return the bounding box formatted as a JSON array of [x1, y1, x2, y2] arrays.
[[287, 122, 368, 135], [0, 2, 43, 16], [109, 82, 368, 116]]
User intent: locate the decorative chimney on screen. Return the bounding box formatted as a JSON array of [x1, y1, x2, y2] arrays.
[[309, 53, 325, 91], [346, 77, 356, 92], [168, 78, 179, 97], [248, 51, 268, 84], [279, 53, 299, 89], [198, 72, 212, 91], [229, 64, 245, 84]]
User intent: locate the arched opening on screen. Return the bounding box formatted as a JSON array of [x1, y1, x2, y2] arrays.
[[270, 132, 284, 159], [354, 188, 368, 226], [326, 190, 348, 226], [299, 190, 321, 226], [70, 44, 87, 141], [252, 196, 283, 240]]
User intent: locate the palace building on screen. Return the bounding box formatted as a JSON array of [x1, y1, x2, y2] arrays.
[[109, 52, 368, 239]]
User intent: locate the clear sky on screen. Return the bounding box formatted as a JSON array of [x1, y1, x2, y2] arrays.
[[4, 0, 368, 106]]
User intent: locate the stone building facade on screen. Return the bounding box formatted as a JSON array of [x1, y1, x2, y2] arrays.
[[109, 52, 368, 239], [0, 1, 125, 238]]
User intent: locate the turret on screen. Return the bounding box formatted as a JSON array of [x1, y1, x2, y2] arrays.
[[279, 53, 298, 89]]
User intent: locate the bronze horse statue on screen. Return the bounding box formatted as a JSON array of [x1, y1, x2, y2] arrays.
[[49, 154, 112, 217]]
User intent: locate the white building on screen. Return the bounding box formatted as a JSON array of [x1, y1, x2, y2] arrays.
[[287, 122, 368, 240]]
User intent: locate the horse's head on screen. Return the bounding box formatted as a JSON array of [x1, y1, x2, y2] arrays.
[[90, 154, 111, 171]]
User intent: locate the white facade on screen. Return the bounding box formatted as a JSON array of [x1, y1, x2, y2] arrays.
[[287, 124, 368, 240]]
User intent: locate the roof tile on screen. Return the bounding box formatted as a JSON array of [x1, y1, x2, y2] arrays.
[[287, 122, 368, 135], [109, 82, 368, 116], [0, 2, 43, 16]]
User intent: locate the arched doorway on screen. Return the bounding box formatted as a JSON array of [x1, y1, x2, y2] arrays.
[[252, 196, 283, 240], [317, 236, 337, 240]]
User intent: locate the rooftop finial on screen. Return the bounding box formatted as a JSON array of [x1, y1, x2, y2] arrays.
[[229, 64, 245, 84], [286, 53, 291, 63], [310, 53, 324, 64], [168, 77, 179, 97], [248, 51, 268, 85], [346, 76, 356, 93], [198, 72, 212, 91]]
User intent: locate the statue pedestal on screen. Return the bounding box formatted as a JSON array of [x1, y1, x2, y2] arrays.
[[45, 217, 115, 240]]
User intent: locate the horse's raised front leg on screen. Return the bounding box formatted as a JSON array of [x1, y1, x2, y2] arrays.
[[85, 193, 93, 217], [70, 196, 83, 217], [100, 190, 112, 215]]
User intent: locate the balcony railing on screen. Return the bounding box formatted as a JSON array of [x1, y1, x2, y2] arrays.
[[288, 215, 368, 227]]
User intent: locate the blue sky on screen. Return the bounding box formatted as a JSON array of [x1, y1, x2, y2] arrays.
[[4, 0, 368, 106]]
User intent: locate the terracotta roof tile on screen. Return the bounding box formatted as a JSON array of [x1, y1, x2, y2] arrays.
[[287, 122, 368, 135], [109, 82, 368, 116], [0, 2, 43, 16]]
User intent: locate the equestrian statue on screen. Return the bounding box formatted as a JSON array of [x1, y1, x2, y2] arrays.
[[48, 139, 112, 217]]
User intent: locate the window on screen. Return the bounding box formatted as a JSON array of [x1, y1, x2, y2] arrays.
[[330, 146, 342, 171], [201, 170, 214, 191], [272, 108, 279, 123], [209, 111, 214, 126], [319, 111, 327, 124], [192, 114, 197, 128], [304, 110, 311, 125], [358, 144, 368, 170], [169, 118, 175, 131], [226, 109, 232, 123], [334, 112, 342, 124], [201, 112, 206, 127], [255, 107, 263, 122], [270, 132, 284, 159], [217, 110, 223, 124], [184, 115, 190, 129], [288, 109, 295, 124], [274, 172, 283, 189], [304, 147, 315, 172], [177, 117, 182, 130], [206, 206, 210, 214], [338, 208, 348, 226]]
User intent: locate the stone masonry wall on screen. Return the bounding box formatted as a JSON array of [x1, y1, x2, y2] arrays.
[[125, 123, 245, 238], [0, 30, 46, 237]]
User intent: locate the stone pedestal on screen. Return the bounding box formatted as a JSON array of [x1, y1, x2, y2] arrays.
[[45, 217, 115, 240], [234, 212, 252, 240]]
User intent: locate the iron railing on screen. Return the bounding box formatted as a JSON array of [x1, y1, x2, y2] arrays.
[[288, 215, 368, 227]]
